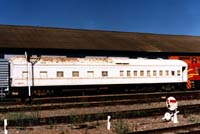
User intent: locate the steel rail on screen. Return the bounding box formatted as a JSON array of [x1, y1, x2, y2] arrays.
[[1, 104, 199, 127], [127, 123, 200, 134]]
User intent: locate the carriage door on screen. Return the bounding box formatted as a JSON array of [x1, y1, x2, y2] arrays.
[[182, 66, 187, 82]]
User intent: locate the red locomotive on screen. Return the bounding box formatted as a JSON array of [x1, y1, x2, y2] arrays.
[[169, 56, 200, 89]]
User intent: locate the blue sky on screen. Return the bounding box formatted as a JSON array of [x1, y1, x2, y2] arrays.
[[0, 0, 200, 35]]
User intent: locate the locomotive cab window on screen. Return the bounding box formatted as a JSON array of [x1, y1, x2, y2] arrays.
[[102, 71, 108, 77], [57, 71, 64, 78], [72, 71, 79, 77]]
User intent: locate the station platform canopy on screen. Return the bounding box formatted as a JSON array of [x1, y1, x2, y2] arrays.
[[0, 24, 200, 57]]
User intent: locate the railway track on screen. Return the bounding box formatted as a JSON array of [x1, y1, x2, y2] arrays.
[[1, 104, 200, 127], [0, 90, 199, 130], [0, 98, 200, 113], [0, 90, 199, 112], [128, 123, 200, 134], [1, 90, 199, 106], [31, 90, 200, 104]]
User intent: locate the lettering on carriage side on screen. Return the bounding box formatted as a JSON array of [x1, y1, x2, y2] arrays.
[[190, 57, 200, 64], [191, 57, 198, 64]]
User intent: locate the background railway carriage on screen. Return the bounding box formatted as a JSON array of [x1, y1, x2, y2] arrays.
[[8, 56, 187, 96], [169, 56, 200, 89], [0, 59, 9, 96]]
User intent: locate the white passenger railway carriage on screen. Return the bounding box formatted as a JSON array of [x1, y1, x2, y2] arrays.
[[9, 56, 187, 91]]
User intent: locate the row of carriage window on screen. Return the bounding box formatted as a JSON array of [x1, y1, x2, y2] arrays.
[[120, 70, 180, 77], [22, 69, 181, 78]]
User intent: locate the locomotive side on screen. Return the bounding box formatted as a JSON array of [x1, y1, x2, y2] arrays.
[[8, 56, 187, 96], [169, 56, 200, 89]]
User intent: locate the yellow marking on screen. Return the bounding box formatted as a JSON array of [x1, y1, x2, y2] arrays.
[[188, 68, 194, 72]]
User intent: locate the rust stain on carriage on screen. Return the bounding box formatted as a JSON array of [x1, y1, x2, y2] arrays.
[[41, 57, 79, 62], [9, 56, 114, 64], [39, 57, 113, 63]]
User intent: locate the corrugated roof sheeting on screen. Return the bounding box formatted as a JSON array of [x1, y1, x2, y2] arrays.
[[0, 25, 200, 52]]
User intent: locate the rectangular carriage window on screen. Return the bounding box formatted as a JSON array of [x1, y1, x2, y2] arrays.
[[159, 70, 163, 76], [140, 70, 144, 76], [133, 71, 137, 76], [153, 70, 157, 76], [127, 70, 131, 77], [102, 71, 108, 77], [72, 71, 79, 77], [87, 71, 94, 77], [40, 71, 48, 78], [120, 70, 124, 77], [177, 70, 181, 76], [22, 71, 28, 78], [165, 70, 169, 76], [147, 70, 151, 77], [57, 71, 64, 78], [171, 71, 175, 76]]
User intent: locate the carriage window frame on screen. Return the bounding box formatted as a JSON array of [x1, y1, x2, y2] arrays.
[[153, 70, 157, 76], [87, 71, 94, 77], [177, 70, 181, 76], [72, 71, 79, 77], [120, 70, 124, 77], [57, 71, 64, 78], [133, 70, 137, 77], [127, 70, 131, 77], [140, 70, 144, 77], [159, 70, 163, 76], [40, 71, 48, 78], [147, 70, 151, 77], [165, 70, 169, 76], [102, 71, 108, 77], [22, 71, 28, 78], [171, 71, 175, 76]]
